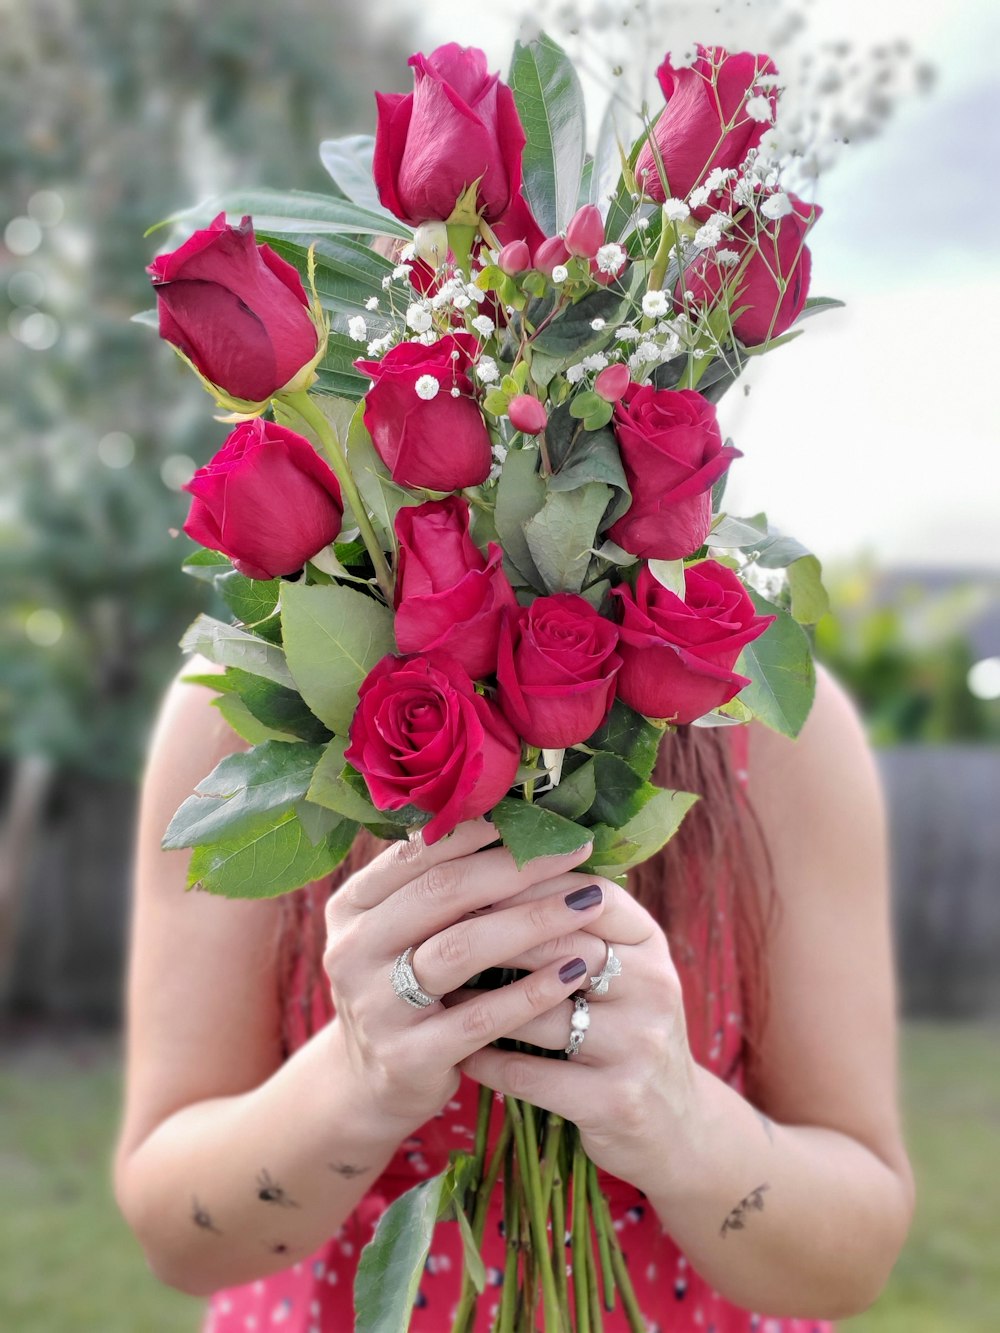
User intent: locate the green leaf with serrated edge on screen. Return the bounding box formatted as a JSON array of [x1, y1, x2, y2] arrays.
[[180, 614, 295, 688], [647, 559, 685, 597], [187, 807, 357, 898], [583, 787, 699, 876], [354, 1172, 451, 1333], [787, 554, 830, 625], [525, 481, 611, 594], [340, 763, 432, 831], [213, 694, 292, 746], [217, 668, 330, 743], [589, 752, 651, 826], [537, 758, 597, 819], [281, 582, 395, 734], [584, 699, 663, 780], [509, 32, 586, 236], [146, 187, 411, 240], [308, 738, 384, 824], [530, 286, 627, 368], [163, 741, 326, 850], [545, 425, 630, 525], [490, 797, 591, 870], [182, 547, 230, 582], [734, 590, 816, 738], [495, 447, 546, 588], [706, 513, 769, 548], [214, 570, 280, 629], [294, 800, 344, 847], [753, 529, 813, 569]]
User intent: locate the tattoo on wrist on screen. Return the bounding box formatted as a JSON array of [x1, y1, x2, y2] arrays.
[[191, 1196, 222, 1234], [720, 1183, 770, 1238], [755, 1109, 776, 1144], [329, 1160, 371, 1178], [256, 1169, 299, 1208]]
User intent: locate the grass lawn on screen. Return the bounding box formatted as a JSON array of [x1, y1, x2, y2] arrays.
[[1, 1021, 997, 1331]]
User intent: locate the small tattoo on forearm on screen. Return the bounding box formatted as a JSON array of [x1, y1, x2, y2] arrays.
[[755, 1109, 776, 1144], [191, 1196, 222, 1234], [256, 1169, 299, 1208], [720, 1183, 770, 1238], [329, 1161, 371, 1178]]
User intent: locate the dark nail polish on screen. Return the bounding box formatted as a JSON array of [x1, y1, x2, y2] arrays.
[[565, 883, 603, 911], [559, 957, 588, 984]]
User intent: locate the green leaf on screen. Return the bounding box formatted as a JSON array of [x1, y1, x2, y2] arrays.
[[345, 401, 414, 546], [647, 559, 685, 597], [163, 740, 326, 850], [588, 753, 651, 826], [146, 187, 411, 239], [180, 614, 295, 688], [181, 547, 231, 582], [212, 694, 293, 746], [584, 787, 699, 876], [797, 295, 846, 323], [525, 481, 611, 594], [495, 447, 546, 588], [281, 582, 395, 734], [706, 512, 769, 549], [214, 570, 281, 631], [294, 799, 345, 846], [583, 401, 614, 431], [529, 287, 628, 385], [734, 591, 816, 738], [786, 554, 830, 625], [262, 232, 396, 337], [490, 797, 591, 870], [187, 807, 356, 898], [544, 409, 629, 522], [584, 700, 663, 780], [451, 1203, 487, 1295], [753, 529, 814, 569], [537, 757, 597, 819], [590, 96, 627, 208], [354, 1172, 452, 1333], [509, 32, 586, 236], [318, 134, 395, 219], [221, 668, 331, 743], [308, 737, 384, 823]]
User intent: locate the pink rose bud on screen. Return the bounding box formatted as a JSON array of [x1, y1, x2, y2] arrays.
[[594, 364, 631, 402], [508, 394, 548, 435], [565, 204, 605, 258], [533, 235, 571, 277], [498, 239, 531, 274]]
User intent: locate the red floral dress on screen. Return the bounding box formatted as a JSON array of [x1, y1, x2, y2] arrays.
[[203, 727, 835, 1333]]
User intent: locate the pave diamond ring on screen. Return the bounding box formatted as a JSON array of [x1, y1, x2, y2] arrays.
[[587, 940, 623, 996]]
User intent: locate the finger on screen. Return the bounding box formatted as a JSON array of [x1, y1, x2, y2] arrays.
[[336, 818, 500, 913], [365, 840, 595, 960], [480, 872, 655, 948], [410, 881, 606, 998], [459, 1044, 598, 1124], [422, 954, 591, 1068]]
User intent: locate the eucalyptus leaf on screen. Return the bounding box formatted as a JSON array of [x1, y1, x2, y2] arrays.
[[180, 614, 295, 688], [509, 32, 586, 235], [490, 797, 591, 870], [187, 807, 356, 898], [529, 287, 628, 380], [354, 1172, 452, 1333], [584, 787, 699, 877], [734, 591, 816, 738], [281, 583, 396, 734], [525, 481, 611, 594]]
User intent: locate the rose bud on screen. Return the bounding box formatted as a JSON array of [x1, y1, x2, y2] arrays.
[[611, 561, 775, 723], [182, 419, 343, 581], [498, 238, 531, 275], [394, 497, 518, 679], [533, 234, 571, 277], [354, 333, 492, 490], [564, 204, 605, 259], [492, 190, 548, 264], [680, 193, 821, 346], [373, 43, 527, 226], [594, 364, 631, 403], [607, 385, 741, 560], [497, 595, 621, 749], [634, 45, 778, 205], [508, 394, 548, 436], [146, 213, 324, 411], [345, 652, 520, 844]]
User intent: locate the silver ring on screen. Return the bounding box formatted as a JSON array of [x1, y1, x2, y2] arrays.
[[390, 945, 441, 1008], [564, 992, 590, 1057], [587, 940, 622, 996]]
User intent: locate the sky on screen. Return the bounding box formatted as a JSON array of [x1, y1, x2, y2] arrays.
[[377, 0, 1000, 573]]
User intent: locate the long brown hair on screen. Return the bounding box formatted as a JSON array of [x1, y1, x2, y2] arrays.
[[277, 726, 777, 1092]]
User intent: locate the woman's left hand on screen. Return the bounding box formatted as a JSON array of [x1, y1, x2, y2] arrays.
[[447, 868, 704, 1189]]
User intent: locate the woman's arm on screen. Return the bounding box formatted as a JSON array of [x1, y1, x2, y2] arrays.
[[637, 664, 916, 1319]]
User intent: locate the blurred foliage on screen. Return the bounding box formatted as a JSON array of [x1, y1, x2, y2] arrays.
[[0, 0, 412, 780], [815, 560, 1000, 745]]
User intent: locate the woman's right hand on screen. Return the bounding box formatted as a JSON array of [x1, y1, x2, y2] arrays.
[[322, 818, 605, 1134]]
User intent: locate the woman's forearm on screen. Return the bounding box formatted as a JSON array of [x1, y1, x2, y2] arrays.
[[639, 1064, 915, 1320], [115, 1020, 409, 1297]]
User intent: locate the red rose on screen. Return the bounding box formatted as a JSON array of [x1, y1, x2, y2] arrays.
[[610, 561, 775, 723], [606, 385, 741, 560], [497, 595, 621, 749], [182, 419, 343, 581], [680, 192, 821, 346], [147, 213, 322, 408], [394, 497, 518, 679], [635, 46, 778, 204], [345, 653, 520, 844], [373, 43, 526, 226], [354, 333, 492, 490]]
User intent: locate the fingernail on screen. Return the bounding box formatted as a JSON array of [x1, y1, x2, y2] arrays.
[[565, 884, 603, 911], [559, 957, 588, 984]]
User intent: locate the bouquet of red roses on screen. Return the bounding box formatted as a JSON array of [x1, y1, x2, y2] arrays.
[[142, 31, 835, 1333]]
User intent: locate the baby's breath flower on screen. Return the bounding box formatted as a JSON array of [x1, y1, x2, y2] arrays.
[[475, 356, 499, 384], [565, 363, 587, 384], [414, 374, 440, 400], [595, 243, 627, 275], [405, 303, 432, 333], [636, 216, 651, 231], [365, 334, 392, 357], [398, 242, 416, 262], [590, 317, 606, 331], [452, 293, 471, 310], [381, 275, 393, 290], [745, 95, 774, 123], [582, 352, 609, 372], [472, 314, 495, 338], [392, 263, 414, 280], [732, 176, 757, 207], [704, 167, 736, 192], [615, 324, 641, 342], [347, 316, 367, 342], [662, 198, 690, 223], [760, 191, 794, 220], [715, 248, 741, 268], [450, 386, 462, 398], [364, 296, 379, 312], [687, 185, 711, 210], [551, 264, 569, 283], [641, 290, 669, 318], [465, 284, 487, 304]]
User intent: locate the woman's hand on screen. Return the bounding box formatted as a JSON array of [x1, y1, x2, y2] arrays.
[[450, 871, 703, 1189], [322, 818, 607, 1138]]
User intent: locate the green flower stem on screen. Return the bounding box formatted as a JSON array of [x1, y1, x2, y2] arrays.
[[279, 390, 394, 604], [646, 204, 674, 295], [498, 1139, 519, 1333], [586, 1158, 616, 1313], [596, 1190, 646, 1333], [571, 1142, 591, 1333], [676, 352, 712, 392], [539, 1113, 565, 1213], [451, 1109, 514, 1333], [472, 1082, 493, 1177], [508, 1097, 562, 1331], [550, 1138, 570, 1326]]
